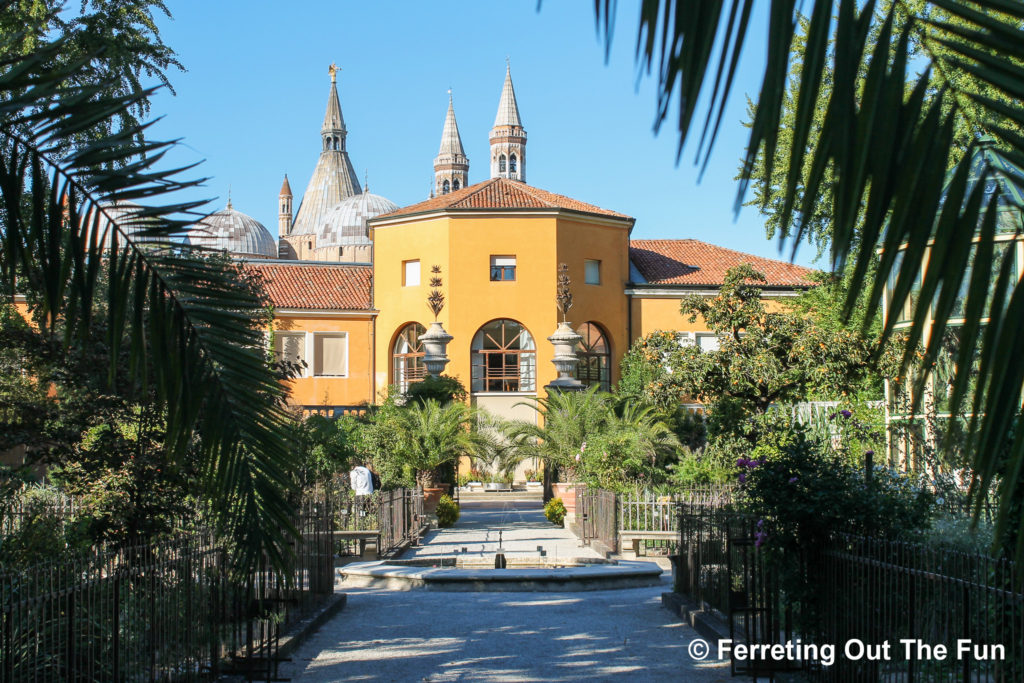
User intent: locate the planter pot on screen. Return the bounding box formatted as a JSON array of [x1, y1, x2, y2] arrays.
[[423, 484, 451, 513], [551, 482, 578, 515]]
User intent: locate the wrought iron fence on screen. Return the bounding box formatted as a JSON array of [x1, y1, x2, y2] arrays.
[[0, 494, 338, 682], [674, 500, 1024, 680], [817, 534, 1023, 682], [576, 487, 617, 555], [377, 488, 424, 557]]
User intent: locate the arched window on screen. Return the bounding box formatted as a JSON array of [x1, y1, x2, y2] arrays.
[[392, 323, 427, 390], [499, 154, 507, 173], [574, 322, 611, 391], [453, 179, 460, 191], [442, 179, 450, 194], [509, 154, 517, 174], [471, 319, 536, 393]]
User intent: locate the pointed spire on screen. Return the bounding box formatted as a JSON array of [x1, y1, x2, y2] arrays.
[[279, 174, 292, 197], [322, 63, 346, 134], [434, 89, 469, 196], [493, 62, 522, 129], [490, 62, 527, 182], [438, 90, 467, 158], [290, 66, 360, 239]]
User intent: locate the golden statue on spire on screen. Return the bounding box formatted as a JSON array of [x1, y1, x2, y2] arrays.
[[328, 63, 340, 82]]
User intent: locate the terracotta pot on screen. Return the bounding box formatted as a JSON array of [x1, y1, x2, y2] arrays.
[[423, 484, 451, 513], [551, 482, 577, 514]]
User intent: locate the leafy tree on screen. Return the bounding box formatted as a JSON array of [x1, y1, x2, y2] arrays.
[[393, 399, 496, 489], [674, 265, 884, 422], [294, 414, 358, 487], [595, 0, 1024, 557], [1, 0, 182, 146], [405, 374, 467, 406], [505, 387, 681, 491], [1, 25, 295, 571]]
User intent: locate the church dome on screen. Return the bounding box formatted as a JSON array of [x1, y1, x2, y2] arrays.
[[185, 203, 277, 258], [86, 201, 155, 250], [316, 191, 399, 247]]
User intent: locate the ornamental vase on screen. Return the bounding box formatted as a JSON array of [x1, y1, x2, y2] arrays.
[[421, 321, 453, 377]]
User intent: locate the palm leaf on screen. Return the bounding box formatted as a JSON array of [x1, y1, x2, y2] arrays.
[[596, 0, 1024, 557], [0, 35, 298, 572]]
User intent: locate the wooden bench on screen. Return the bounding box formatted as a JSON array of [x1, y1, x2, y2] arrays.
[[303, 530, 381, 559], [619, 530, 678, 555]]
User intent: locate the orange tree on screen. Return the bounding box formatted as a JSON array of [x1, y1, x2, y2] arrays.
[[620, 264, 895, 443]]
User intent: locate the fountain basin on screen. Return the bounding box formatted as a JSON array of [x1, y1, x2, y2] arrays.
[[338, 558, 663, 592]]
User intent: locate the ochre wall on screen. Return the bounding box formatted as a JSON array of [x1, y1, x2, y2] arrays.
[[372, 211, 632, 400], [272, 313, 376, 407], [630, 294, 800, 343]]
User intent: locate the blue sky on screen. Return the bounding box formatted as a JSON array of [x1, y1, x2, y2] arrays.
[[148, 1, 818, 268]]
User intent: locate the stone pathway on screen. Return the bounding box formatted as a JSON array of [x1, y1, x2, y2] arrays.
[[280, 501, 729, 682]]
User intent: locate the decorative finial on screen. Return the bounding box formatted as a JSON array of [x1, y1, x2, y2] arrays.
[[556, 263, 573, 322], [427, 265, 445, 320], [328, 63, 339, 83]]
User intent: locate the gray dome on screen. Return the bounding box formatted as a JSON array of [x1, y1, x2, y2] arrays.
[[316, 191, 399, 247], [86, 202, 154, 250], [185, 204, 276, 258]]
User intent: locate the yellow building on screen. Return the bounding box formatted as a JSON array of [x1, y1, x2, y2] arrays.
[[195, 65, 814, 419]]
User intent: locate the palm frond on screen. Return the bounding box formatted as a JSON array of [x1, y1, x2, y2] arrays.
[[0, 35, 298, 571], [597, 0, 1024, 557]]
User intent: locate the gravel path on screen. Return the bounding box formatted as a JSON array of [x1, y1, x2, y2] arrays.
[[281, 502, 729, 682]]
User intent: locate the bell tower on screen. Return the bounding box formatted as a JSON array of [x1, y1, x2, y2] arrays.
[[489, 61, 526, 182], [434, 91, 469, 195]]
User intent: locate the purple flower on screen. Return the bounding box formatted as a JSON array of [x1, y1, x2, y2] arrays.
[[840, 409, 852, 418], [788, 476, 799, 484]]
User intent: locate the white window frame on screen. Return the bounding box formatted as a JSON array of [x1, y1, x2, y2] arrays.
[[403, 259, 420, 287], [695, 333, 722, 353], [273, 332, 308, 376], [311, 332, 349, 378], [584, 259, 601, 285], [490, 255, 517, 282]]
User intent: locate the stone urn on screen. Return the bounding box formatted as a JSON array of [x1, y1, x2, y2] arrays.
[[545, 321, 585, 392], [420, 321, 453, 377]]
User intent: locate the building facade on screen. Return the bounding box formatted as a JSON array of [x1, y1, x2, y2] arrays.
[[201, 64, 814, 418]]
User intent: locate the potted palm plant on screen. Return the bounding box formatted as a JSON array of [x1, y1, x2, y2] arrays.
[[395, 399, 495, 512]]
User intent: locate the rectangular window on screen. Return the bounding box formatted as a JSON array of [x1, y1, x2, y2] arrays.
[[274, 333, 306, 370], [403, 260, 420, 286], [313, 333, 348, 377], [490, 256, 516, 281], [584, 259, 601, 285], [696, 333, 721, 353]]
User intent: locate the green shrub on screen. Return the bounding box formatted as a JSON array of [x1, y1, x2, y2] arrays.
[[544, 497, 566, 526], [435, 495, 459, 527]]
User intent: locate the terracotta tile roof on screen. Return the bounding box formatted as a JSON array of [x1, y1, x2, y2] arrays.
[[245, 262, 372, 310], [375, 177, 631, 220], [629, 239, 816, 287]]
